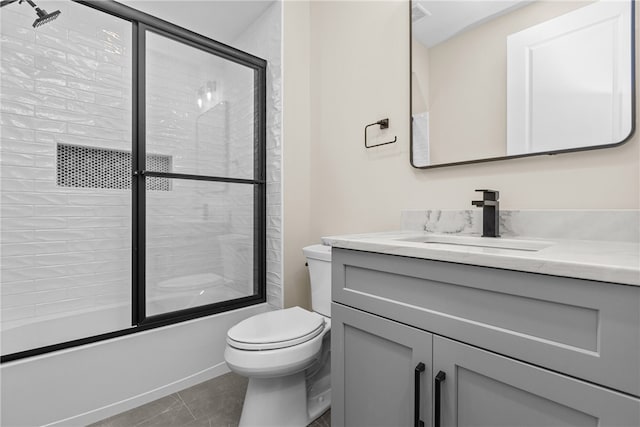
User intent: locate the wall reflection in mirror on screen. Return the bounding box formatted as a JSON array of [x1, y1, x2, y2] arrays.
[[410, 0, 635, 168]]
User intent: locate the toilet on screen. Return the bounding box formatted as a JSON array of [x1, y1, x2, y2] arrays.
[[224, 244, 332, 427]]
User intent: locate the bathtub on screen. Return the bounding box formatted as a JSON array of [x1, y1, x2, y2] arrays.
[[2, 304, 131, 356], [147, 272, 248, 316], [1, 302, 270, 426], [2, 274, 249, 356]]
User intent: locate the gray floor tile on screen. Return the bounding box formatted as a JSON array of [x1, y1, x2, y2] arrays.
[[178, 373, 247, 421], [89, 372, 330, 427], [182, 417, 212, 427], [88, 394, 182, 427], [309, 409, 331, 427], [135, 401, 196, 427], [187, 388, 245, 426]]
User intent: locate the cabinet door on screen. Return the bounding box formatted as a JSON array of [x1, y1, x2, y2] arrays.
[[433, 336, 640, 427], [331, 303, 433, 427]]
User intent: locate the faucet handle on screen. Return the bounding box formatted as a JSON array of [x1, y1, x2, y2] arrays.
[[475, 189, 499, 201]]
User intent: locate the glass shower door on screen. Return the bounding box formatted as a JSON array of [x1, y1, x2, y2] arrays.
[[0, 1, 133, 355], [141, 29, 264, 318]]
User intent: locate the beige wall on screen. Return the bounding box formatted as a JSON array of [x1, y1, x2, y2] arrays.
[[283, 1, 312, 308], [411, 36, 429, 114], [282, 0, 640, 309]]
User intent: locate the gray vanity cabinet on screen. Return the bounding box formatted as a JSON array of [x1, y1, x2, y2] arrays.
[[331, 247, 640, 427], [434, 336, 639, 427], [331, 303, 433, 427]]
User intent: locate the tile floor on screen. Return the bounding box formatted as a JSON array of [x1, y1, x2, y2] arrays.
[[89, 372, 331, 427]]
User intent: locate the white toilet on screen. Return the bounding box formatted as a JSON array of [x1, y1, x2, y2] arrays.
[[224, 244, 332, 427]]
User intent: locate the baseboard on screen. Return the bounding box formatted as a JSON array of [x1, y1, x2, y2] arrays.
[[45, 362, 231, 427]]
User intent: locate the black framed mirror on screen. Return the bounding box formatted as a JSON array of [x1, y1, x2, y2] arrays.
[[410, 0, 635, 169]]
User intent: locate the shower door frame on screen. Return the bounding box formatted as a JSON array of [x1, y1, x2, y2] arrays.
[[1, 0, 267, 363]]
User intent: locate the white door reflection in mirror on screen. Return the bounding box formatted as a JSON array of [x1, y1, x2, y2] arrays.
[[507, 0, 632, 155]]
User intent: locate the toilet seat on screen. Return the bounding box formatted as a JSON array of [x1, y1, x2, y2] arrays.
[[227, 307, 326, 351], [225, 317, 331, 379]]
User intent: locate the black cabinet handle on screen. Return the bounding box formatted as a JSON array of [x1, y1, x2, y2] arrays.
[[434, 371, 446, 427], [414, 362, 426, 427]]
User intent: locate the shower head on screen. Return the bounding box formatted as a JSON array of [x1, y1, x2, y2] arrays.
[[0, 0, 61, 28], [32, 6, 61, 28]]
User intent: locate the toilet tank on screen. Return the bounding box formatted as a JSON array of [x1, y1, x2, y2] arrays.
[[302, 244, 332, 317]]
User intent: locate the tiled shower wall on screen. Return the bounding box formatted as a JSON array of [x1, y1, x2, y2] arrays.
[[233, 3, 283, 308], [0, 0, 283, 348], [1, 2, 134, 333]]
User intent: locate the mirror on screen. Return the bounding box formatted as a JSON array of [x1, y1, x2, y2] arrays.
[[410, 0, 635, 168]]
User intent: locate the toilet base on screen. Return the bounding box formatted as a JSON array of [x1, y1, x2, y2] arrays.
[[307, 382, 331, 423], [238, 371, 331, 427], [239, 372, 306, 427]]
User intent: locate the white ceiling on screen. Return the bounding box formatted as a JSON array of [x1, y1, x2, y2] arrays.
[[120, 0, 275, 44], [412, 0, 533, 48]]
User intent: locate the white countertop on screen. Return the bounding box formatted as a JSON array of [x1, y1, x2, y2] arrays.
[[322, 231, 640, 286]]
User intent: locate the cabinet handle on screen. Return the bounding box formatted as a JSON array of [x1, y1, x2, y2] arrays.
[[434, 371, 446, 427], [414, 362, 426, 427]]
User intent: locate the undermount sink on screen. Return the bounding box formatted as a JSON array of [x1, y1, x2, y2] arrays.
[[398, 234, 553, 252]]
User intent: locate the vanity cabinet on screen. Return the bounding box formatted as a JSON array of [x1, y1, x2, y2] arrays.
[[433, 336, 638, 427], [332, 303, 432, 427], [331, 248, 640, 427]]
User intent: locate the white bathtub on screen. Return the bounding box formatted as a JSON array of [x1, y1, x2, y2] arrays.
[[2, 275, 249, 355], [1, 303, 270, 426], [147, 273, 248, 316], [2, 304, 131, 356]]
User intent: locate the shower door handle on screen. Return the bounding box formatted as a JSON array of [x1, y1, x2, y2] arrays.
[[414, 362, 426, 427]]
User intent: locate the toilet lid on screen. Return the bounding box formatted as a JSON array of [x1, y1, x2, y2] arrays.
[[227, 307, 326, 351]]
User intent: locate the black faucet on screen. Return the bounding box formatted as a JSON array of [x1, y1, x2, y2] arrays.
[[471, 189, 500, 238]]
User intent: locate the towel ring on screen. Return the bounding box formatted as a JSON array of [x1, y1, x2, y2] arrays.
[[365, 118, 397, 148]]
